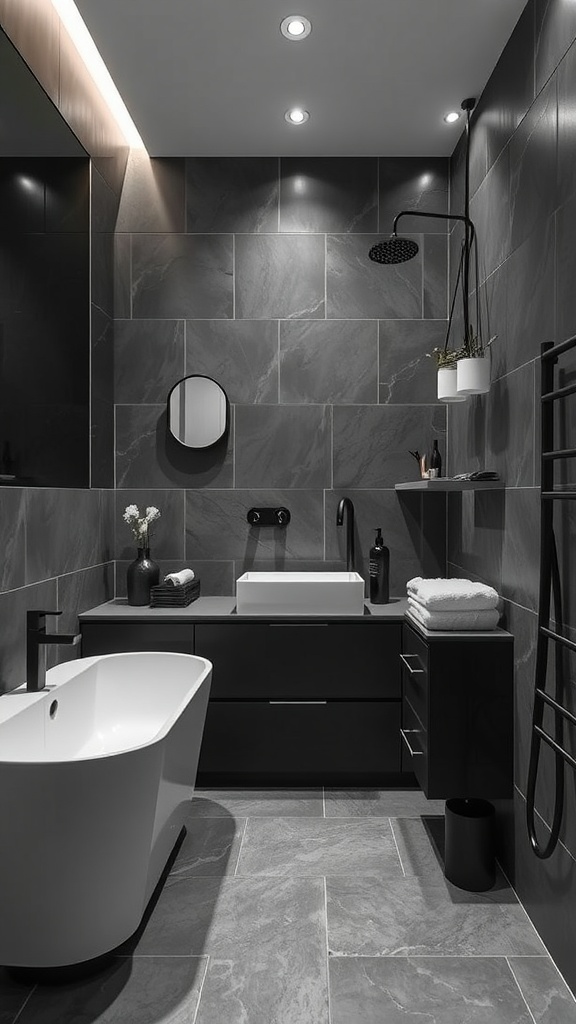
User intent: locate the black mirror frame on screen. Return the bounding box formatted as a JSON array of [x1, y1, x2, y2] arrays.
[[167, 374, 230, 450]]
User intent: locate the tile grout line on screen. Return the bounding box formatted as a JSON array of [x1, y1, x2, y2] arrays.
[[191, 955, 211, 1024], [388, 817, 406, 876], [323, 876, 333, 1024], [233, 818, 249, 876], [505, 957, 538, 1024]]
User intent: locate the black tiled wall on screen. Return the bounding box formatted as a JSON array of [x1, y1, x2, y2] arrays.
[[448, 0, 576, 991], [113, 153, 449, 595]]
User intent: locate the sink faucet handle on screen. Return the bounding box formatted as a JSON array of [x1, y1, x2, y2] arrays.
[[27, 609, 63, 630]]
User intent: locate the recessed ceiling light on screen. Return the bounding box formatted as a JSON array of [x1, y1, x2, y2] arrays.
[[285, 108, 310, 125], [280, 15, 312, 40], [444, 111, 461, 124]]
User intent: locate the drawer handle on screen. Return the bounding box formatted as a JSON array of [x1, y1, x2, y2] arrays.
[[400, 728, 424, 756], [268, 700, 328, 705], [400, 653, 424, 675]]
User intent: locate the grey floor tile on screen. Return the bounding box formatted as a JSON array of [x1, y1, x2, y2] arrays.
[[166, 817, 246, 880], [188, 788, 324, 818], [0, 969, 32, 1024], [325, 788, 446, 817], [508, 957, 576, 1023], [391, 815, 447, 879], [329, 956, 534, 1024], [326, 875, 547, 956], [15, 956, 208, 1024], [132, 874, 324, 958], [235, 817, 403, 876]]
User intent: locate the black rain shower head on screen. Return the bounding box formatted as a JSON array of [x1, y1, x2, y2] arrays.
[[368, 235, 419, 265]]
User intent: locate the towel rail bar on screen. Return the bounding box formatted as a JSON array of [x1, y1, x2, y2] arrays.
[[541, 334, 576, 361], [542, 448, 576, 460]]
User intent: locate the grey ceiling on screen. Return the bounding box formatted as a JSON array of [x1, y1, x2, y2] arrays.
[[76, 0, 528, 157]]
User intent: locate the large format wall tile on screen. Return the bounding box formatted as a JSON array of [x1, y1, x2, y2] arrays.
[[379, 321, 445, 405], [447, 490, 504, 594], [57, 562, 114, 640], [116, 153, 185, 232], [470, 147, 511, 282], [186, 158, 279, 233], [501, 487, 540, 611], [132, 234, 233, 319], [555, 189, 576, 343], [234, 405, 331, 488], [116, 405, 233, 489], [0, 578, 57, 693], [423, 234, 447, 319], [333, 405, 446, 488], [0, 487, 26, 592], [186, 320, 279, 403], [509, 78, 557, 253], [557, 38, 576, 208], [114, 489, 185, 559], [280, 320, 378, 404], [186, 490, 324, 561], [25, 489, 108, 583], [378, 158, 449, 233], [486, 363, 535, 487], [280, 157, 377, 233], [326, 234, 422, 319], [235, 234, 325, 319], [115, 320, 184, 404], [535, 0, 576, 94]]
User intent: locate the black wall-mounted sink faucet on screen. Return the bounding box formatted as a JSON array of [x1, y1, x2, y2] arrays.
[[25, 610, 81, 692], [337, 497, 355, 571]]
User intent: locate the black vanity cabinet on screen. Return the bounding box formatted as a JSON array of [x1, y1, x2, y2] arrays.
[[194, 621, 402, 782], [401, 620, 513, 799]]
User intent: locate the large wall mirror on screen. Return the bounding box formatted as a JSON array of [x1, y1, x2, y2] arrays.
[[168, 375, 229, 449], [0, 27, 90, 487]]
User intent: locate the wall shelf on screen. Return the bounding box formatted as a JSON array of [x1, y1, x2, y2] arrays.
[[395, 479, 503, 492]]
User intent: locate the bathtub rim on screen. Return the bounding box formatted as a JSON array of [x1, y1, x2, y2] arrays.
[[0, 651, 212, 766]]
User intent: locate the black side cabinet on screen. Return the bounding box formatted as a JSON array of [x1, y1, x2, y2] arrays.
[[401, 620, 513, 799]]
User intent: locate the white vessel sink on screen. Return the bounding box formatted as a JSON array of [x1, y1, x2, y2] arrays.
[[236, 571, 365, 615]]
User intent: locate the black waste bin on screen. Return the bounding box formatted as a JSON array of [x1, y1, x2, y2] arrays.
[[444, 798, 495, 891]]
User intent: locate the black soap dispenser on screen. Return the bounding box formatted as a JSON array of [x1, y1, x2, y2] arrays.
[[369, 528, 390, 605]]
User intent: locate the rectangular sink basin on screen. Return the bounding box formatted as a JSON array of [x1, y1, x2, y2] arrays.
[[236, 571, 365, 616]]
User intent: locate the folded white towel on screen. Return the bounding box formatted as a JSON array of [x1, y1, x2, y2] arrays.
[[163, 569, 196, 587], [407, 597, 500, 631], [406, 576, 499, 611]]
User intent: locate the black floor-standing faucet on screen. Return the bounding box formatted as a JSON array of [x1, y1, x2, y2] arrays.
[[26, 610, 81, 692], [336, 497, 355, 571]]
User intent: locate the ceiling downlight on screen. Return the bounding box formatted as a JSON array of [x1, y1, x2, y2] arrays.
[[280, 15, 312, 40], [285, 108, 310, 125]]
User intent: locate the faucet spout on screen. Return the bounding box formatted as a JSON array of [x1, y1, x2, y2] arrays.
[[25, 610, 81, 693], [336, 497, 355, 571]]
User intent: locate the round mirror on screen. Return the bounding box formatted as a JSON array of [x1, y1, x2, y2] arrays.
[[167, 375, 229, 449]]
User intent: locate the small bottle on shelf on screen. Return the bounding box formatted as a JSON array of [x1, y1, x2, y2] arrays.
[[429, 439, 442, 479]]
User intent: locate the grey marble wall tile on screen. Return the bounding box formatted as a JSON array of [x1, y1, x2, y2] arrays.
[[0, 579, 57, 693], [280, 320, 377, 404], [325, 489, 445, 595], [16, 955, 208, 1024], [114, 233, 131, 319], [235, 817, 403, 876], [235, 234, 324, 319], [280, 157, 377, 233], [469, 110, 489, 200], [447, 490, 504, 594], [326, 234, 422, 319], [234, 558, 345, 578], [446, 396, 486, 477], [502, 488, 540, 611], [132, 234, 233, 319], [115, 489, 185, 559], [115, 320, 184, 403], [333, 405, 446, 488], [92, 399, 116, 489], [186, 158, 278, 232], [0, 487, 26, 592], [509, 78, 557, 254], [117, 153, 185, 232], [186, 490, 324, 561], [92, 305, 114, 407], [91, 164, 118, 234], [378, 158, 449, 234], [115, 559, 233, 598], [423, 234, 447, 319], [478, 262, 508, 380], [186, 320, 278, 403], [235, 405, 331, 488], [25, 488, 106, 583], [91, 228, 114, 317], [326, 875, 545, 956], [329, 956, 533, 1024], [379, 320, 445, 405], [116, 405, 233, 489], [557, 38, 576, 208], [449, 131, 466, 218], [509, 956, 576, 1024], [487, 363, 535, 487], [535, 0, 576, 95], [470, 146, 511, 282], [556, 191, 576, 343], [57, 562, 114, 654]]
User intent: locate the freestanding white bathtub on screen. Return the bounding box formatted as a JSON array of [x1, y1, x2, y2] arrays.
[[0, 651, 211, 969]]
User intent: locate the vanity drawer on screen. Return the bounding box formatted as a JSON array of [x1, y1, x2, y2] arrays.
[[81, 622, 195, 656], [195, 623, 401, 700], [197, 700, 402, 779], [401, 651, 428, 730], [401, 698, 428, 793], [403, 622, 429, 672]]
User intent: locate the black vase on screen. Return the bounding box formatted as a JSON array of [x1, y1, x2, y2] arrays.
[[126, 547, 160, 606]]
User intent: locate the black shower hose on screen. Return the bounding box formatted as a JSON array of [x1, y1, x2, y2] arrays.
[[526, 532, 565, 859]]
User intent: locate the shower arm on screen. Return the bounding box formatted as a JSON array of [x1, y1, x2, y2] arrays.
[[391, 209, 475, 245]]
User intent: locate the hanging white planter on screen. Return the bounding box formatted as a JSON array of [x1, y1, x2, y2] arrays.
[[437, 366, 467, 403], [456, 354, 490, 395]]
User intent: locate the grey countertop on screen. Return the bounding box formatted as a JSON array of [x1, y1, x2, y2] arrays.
[[79, 596, 409, 622]]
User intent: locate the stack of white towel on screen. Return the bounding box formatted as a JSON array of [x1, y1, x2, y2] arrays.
[[406, 577, 500, 631]]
